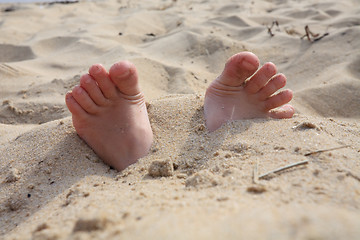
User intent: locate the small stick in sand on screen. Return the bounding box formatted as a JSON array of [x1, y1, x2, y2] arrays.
[[313, 33, 329, 42], [301, 25, 329, 42], [48, 0, 79, 5], [267, 20, 279, 37], [337, 169, 360, 182], [253, 159, 259, 184], [304, 145, 350, 156], [301, 25, 315, 41], [258, 160, 309, 179]]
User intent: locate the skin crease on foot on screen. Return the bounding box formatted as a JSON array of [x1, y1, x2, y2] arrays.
[[65, 61, 153, 171], [204, 52, 295, 132], [65, 52, 294, 171]]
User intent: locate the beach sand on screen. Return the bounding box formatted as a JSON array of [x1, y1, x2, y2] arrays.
[[0, 0, 360, 239]]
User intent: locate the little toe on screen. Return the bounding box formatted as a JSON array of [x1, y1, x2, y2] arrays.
[[268, 104, 295, 119], [71, 86, 100, 114], [89, 64, 117, 100], [264, 89, 293, 111], [245, 62, 277, 94], [80, 74, 108, 106], [109, 61, 141, 97], [65, 92, 87, 117], [218, 52, 260, 87], [257, 73, 287, 101]]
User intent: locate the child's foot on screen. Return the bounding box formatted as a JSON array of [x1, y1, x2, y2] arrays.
[[65, 62, 153, 171], [204, 52, 294, 131]]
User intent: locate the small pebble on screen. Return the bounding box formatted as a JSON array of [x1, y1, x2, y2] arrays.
[[5, 168, 21, 183], [148, 159, 174, 177], [195, 124, 206, 134], [313, 169, 320, 176], [185, 170, 219, 188], [73, 217, 110, 232], [247, 185, 267, 194], [293, 122, 319, 131], [34, 223, 49, 232], [6, 197, 25, 211], [294, 147, 301, 153], [176, 173, 187, 179], [216, 197, 229, 202]]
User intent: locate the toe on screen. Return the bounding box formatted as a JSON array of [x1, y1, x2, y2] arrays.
[[268, 104, 295, 119], [109, 61, 141, 97], [65, 92, 87, 116], [89, 64, 118, 100], [245, 62, 277, 94], [264, 89, 293, 111], [217, 52, 260, 87], [257, 73, 287, 101], [71, 86, 100, 114], [80, 74, 108, 106]]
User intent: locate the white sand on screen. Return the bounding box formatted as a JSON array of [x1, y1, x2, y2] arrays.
[[0, 0, 360, 239]]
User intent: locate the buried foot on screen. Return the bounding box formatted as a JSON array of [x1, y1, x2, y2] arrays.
[[204, 52, 295, 131], [65, 62, 153, 171]]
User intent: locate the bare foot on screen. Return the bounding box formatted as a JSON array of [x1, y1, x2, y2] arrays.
[[65, 61, 153, 171], [204, 52, 295, 132]]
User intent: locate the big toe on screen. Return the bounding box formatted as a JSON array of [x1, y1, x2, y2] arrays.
[[218, 52, 260, 87], [109, 61, 141, 97], [268, 104, 295, 119]]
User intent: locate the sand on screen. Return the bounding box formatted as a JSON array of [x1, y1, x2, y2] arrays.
[[0, 0, 360, 239]]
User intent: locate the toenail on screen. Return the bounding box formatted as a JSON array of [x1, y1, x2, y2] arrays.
[[265, 62, 276, 73], [93, 65, 102, 74], [243, 59, 257, 70], [117, 68, 131, 78]]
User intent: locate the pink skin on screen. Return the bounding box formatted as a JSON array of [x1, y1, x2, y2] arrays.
[[65, 61, 153, 171], [204, 52, 294, 131], [65, 52, 294, 170]]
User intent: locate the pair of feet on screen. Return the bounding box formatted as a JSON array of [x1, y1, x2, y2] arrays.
[[65, 52, 294, 171]]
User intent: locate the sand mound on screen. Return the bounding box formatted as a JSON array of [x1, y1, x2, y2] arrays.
[[1, 95, 360, 239], [297, 82, 360, 118]]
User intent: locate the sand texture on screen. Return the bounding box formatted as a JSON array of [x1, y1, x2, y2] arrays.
[[1, 0, 360, 239]]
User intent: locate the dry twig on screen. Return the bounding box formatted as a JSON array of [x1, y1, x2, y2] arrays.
[[267, 20, 279, 37], [304, 145, 350, 156], [301, 25, 329, 42], [47, 0, 79, 5], [253, 159, 259, 184], [258, 160, 309, 179], [337, 169, 360, 182]]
